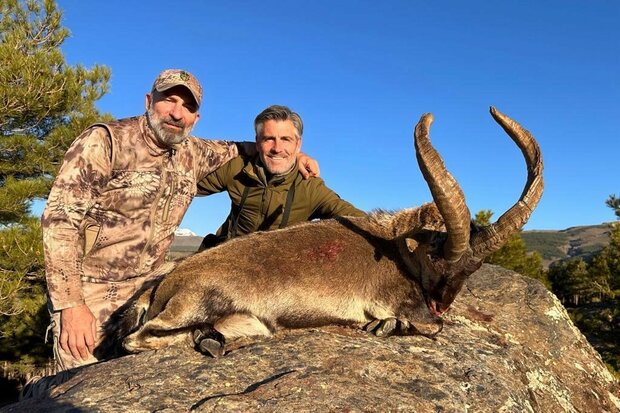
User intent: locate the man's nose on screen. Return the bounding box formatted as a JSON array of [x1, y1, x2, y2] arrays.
[[169, 103, 183, 120], [272, 139, 283, 152]]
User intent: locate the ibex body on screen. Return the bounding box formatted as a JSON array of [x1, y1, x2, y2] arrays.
[[106, 107, 543, 357]]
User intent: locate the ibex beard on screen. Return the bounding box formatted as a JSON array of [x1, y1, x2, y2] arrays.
[[98, 106, 543, 358]]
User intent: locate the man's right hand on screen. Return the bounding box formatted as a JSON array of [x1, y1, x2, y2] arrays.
[[60, 304, 97, 360]]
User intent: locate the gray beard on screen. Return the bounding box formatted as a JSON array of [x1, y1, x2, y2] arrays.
[[147, 108, 190, 147]]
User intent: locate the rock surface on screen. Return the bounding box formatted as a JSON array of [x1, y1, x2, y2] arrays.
[[4, 264, 620, 412]]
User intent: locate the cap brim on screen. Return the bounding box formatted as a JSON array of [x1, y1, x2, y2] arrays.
[[154, 83, 201, 108]]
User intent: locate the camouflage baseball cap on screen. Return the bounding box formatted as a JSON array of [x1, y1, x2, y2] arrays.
[[152, 69, 202, 108]]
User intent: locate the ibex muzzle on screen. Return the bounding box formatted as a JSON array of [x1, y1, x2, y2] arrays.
[[102, 107, 543, 358]]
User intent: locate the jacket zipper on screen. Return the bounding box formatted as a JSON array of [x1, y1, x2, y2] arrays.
[[162, 177, 175, 222], [139, 149, 174, 271], [162, 149, 176, 222]]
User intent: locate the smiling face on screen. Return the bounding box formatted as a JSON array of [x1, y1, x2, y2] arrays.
[[146, 85, 200, 147], [256, 119, 302, 175]]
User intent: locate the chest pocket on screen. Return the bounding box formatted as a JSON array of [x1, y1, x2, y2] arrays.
[[83, 223, 101, 256], [93, 170, 162, 220]]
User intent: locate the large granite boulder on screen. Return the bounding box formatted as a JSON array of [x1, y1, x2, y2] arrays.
[[4, 264, 619, 412]]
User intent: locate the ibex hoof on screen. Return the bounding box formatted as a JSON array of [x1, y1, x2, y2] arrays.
[[193, 327, 225, 357], [198, 338, 224, 357], [365, 317, 399, 337]]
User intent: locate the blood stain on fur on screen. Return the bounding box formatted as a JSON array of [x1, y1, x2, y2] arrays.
[[306, 240, 346, 261]]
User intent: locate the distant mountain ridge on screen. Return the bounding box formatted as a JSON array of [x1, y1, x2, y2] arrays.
[[522, 223, 614, 268], [170, 228, 202, 256], [170, 223, 615, 267]]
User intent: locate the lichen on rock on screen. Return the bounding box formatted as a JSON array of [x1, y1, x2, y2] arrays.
[[4, 264, 619, 412]]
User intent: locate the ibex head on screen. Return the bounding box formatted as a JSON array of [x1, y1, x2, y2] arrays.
[[406, 107, 543, 316]]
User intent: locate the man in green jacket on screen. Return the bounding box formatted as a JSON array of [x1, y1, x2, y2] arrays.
[[197, 105, 365, 250]]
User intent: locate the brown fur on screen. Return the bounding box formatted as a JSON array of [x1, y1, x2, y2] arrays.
[[105, 203, 477, 356]]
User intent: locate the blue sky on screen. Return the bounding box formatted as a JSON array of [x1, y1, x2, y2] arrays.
[[52, 0, 619, 235]]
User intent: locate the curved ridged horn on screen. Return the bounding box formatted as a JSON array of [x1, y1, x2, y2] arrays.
[[470, 107, 544, 258], [415, 113, 471, 262]]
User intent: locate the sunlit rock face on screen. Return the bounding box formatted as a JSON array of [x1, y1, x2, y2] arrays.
[[6, 264, 619, 413]]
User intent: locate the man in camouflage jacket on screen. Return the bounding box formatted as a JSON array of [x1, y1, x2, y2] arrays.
[[198, 105, 365, 249], [41, 70, 317, 370]]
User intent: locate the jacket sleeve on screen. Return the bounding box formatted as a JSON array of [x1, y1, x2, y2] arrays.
[[196, 159, 232, 196], [41, 127, 113, 311], [193, 139, 255, 182], [308, 178, 366, 219]]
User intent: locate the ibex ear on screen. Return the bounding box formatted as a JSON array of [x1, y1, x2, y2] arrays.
[[405, 238, 419, 253]]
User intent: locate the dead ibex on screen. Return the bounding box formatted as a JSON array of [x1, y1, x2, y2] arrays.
[[106, 107, 543, 358]]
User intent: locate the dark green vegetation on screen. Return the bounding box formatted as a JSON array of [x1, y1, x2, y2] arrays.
[[0, 0, 110, 398], [568, 301, 619, 379]]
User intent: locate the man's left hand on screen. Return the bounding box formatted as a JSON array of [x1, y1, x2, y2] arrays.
[[297, 153, 320, 179]]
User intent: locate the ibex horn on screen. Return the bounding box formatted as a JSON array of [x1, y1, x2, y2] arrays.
[[470, 107, 544, 258], [414, 113, 471, 262]]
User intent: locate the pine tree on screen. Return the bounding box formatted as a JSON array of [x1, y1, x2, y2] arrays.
[[473, 210, 548, 287], [584, 195, 620, 299], [607, 223, 620, 294], [548, 258, 591, 305], [587, 253, 613, 300], [0, 0, 110, 365], [599, 195, 620, 295], [606, 194, 620, 220]]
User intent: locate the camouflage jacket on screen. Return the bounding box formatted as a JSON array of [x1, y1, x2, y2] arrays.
[[197, 154, 365, 243], [42, 115, 239, 310]]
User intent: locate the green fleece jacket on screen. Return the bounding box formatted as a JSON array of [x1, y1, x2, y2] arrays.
[[197, 154, 365, 245]]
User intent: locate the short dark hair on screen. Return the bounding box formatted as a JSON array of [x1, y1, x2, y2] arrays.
[[254, 105, 303, 140]]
